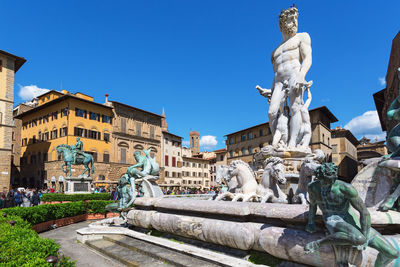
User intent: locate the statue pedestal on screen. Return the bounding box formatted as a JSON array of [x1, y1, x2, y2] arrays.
[[65, 176, 93, 194]]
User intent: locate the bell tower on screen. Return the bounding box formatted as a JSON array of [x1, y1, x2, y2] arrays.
[[189, 131, 200, 155]]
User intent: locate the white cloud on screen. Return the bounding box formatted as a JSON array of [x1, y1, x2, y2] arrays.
[[200, 135, 218, 149], [18, 85, 50, 101], [378, 77, 386, 86], [344, 110, 386, 141]]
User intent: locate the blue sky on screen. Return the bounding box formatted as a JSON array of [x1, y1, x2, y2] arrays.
[[3, 1, 400, 150]]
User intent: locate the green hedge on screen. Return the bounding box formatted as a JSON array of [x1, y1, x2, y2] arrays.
[[41, 193, 110, 202], [2, 202, 86, 225], [0, 215, 75, 266], [86, 200, 114, 214]]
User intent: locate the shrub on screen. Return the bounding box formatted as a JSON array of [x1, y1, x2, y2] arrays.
[[0, 215, 75, 266], [2, 202, 86, 225], [41, 193, 110, 202], [86, 200, 114, 214]]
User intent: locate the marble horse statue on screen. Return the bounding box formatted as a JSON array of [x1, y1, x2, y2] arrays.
[[292, 149, 325, 204], [215, 159, 288, 203], [258, 157, 288, 203], [215, 160, 259, 202], [56, 144, 94, 177], [215, 165, 238, 194]]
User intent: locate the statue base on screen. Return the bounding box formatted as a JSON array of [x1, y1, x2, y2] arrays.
[[64, 175, 93, 194]]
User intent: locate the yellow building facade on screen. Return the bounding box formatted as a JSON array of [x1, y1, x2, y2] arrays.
[[16, 90, 113, 188]]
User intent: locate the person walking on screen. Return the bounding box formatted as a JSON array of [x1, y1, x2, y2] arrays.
[[14, 190, 22, 207], [31, 190, 40, 206]]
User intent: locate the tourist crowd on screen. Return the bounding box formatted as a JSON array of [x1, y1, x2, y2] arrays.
[[0, 188, 42, 209]]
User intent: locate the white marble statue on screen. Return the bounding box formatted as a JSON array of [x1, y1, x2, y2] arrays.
[[215, 160, 259, 202], [256, 5, 312, 151], [258, 157, 288, 203], [215, 159, 288, 203], [293, 149, 325, 204]]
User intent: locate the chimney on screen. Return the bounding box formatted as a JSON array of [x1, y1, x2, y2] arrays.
[[105, 94, 109, 103]]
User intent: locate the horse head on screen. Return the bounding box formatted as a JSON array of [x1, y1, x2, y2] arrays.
[[266, 157, 286, 185]]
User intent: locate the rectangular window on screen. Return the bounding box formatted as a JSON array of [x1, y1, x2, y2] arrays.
[[248, 146, 253, 154], [62, 108, 68, 117], [102, 115, 110, 123], [150, 126, 155, 139], [172, 157, 176, 167], [259, 129, 263, 137], [89, 112, 98, 120], [88, 130, 99, 139], [51, 129, 57, 139], [136, 122, 142, 136], [241, 134, 246, 142], [75, 108, 85, 118], [103, 153, 110, 163], [52, 112, 58, 120], [42, 132, 49, 141], [229, 137, 234, 144], [103, 133, 110, 142], [172, 172, 176, 178], [165, 155, 169, 166], [60, 127, 68, 137], [74, 127, 85, 137], [248, 132, 253, 140], [120, 148, 126, 163], [121, 118, 126, 133], [165, 171, 169, 177]]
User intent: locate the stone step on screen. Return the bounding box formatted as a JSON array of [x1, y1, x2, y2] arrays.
[[86, 238, 168, 267], [103, 234, 221, 267]]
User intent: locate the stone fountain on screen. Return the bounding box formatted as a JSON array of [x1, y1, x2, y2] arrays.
[[77, 6, 400, 267]]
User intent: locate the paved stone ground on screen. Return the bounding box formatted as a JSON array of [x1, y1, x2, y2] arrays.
[[40, 221, 120, 267]]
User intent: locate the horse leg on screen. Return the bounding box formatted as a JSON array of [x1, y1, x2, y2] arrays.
[[232, 193, 244, 202], [68, 162, 72, 177], [261, 193, 272, 203], [243, 193, 258, 202], [216, 192, 232, 201]]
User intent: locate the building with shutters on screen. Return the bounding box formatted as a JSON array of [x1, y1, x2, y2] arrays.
[[15, 90, 114, 189]]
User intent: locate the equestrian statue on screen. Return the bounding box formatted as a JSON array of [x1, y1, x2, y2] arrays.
[[56, 137, 95, 177]]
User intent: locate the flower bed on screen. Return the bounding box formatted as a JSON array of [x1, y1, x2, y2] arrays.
[[41, 193, 110, 202]]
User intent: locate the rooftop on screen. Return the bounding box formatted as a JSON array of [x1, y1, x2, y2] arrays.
[[110, 101, 163, 118], [15, 93, 112, 119], [331, 127, 359, 146], [0, 49, 26, 72]]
